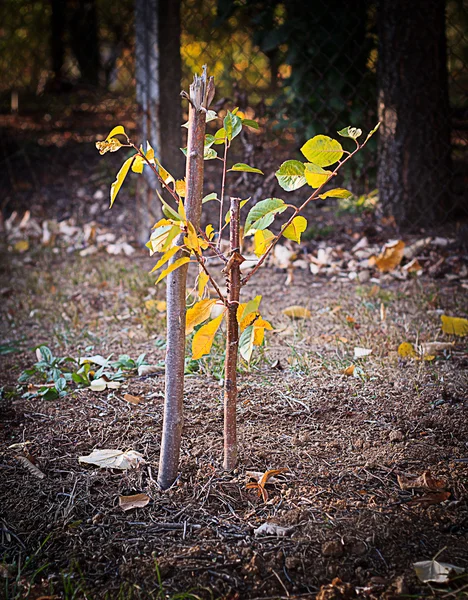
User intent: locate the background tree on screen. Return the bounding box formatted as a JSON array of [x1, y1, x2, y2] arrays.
[[68, 0, 100, 86], [377, 0, 452, 227]]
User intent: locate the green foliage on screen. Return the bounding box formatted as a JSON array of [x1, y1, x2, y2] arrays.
[[244, 198, 287, 235]]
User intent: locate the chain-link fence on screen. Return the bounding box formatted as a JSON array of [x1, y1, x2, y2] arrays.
[[0, 0, 466, 226]]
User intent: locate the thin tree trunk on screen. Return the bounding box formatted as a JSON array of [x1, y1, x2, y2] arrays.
[[158, 70, 214, 489], [135, 0, 160, 245], [158, 0, 184, 179], [377, 0, 452, 227], [223, 197, 242, 471]]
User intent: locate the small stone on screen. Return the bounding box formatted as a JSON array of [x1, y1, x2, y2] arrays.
[[358, 270, 370, 283], [322, 540, 344, 558], [389, 430, 404, 442]]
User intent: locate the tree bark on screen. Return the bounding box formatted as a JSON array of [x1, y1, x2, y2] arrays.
[[377, 0, 452, 228], [223, 198, 242, 471], [158, 0, 184, 179], [157, 70, 213, 490]]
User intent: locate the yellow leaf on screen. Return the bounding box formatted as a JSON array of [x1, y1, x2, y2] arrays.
[[253, 317, 273, 345], [147, 223, 180, 254], [283, 305, 311, 319], [106, 125, 126, 140], [282, 216, 307, 244], [441, 315, 468, 337], [343, 365, 355, 376], [237, 295, 262, 325], [13, 239, 29, 253], [240, 311, 259, 331], [253, 230, 275, 257], [198, 269, 209, 298], [156, 300, 166, 312], [175, 179, 186, 198], [374, 240, 405, 272], [155, 256, 190, 284], [205, 224, 215, 240], [178, 199, 186, 220], [131, 154, 145, 173], [192, 313, 225, 359], [145, 141, 155, 162], [155, 159, 175, 186], [150, 245, 180, 272], [110, 156, 135, 208], [96, 138, 123, 155], [184, 222, 199, 252], [398, 342, 417, 359], [145, 299, 158, 311], [186, 299, 217, 335]]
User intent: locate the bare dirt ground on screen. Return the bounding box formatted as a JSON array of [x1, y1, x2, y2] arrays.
[[1, 103, 468, 599]]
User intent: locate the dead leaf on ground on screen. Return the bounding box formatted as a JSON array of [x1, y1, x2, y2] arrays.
[[407, 491, 450, 507], [397, 470, 447, 492], [78, 449, 146, 470], [16, 454, 45, 479], [253, 522, 293, 537], [90, 377, 121, 392], [246, 468, 288, 502], [419, 342, 454, 355], [441, 315, 468, 337], [123, 393, 143, 405], [282, 305, 311, 319], [373, 240, 405, 272], [118, 493, 150, 511], [402, 258, 423, 274], [316, 578, 354, 600], [343, 365, 355, 376], [354, 347, 372, 359], [414, 559, 465, 583]]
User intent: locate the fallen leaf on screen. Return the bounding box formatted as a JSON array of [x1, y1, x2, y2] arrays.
[[254, 522, 292, 537], [119, 493, 150, 511], [90, 377, 121, 392], [123, 393, 142, 405], [16, 454, 45, 479], [374, 240, 405, 272], [343, 365, 355, 376], [398, 342, 418, 359], [138, 364, 164, 376], [407, 491, 450, 507], [246, 468, 288, 502], [78, 449, 146, 470], [354, 347, 372, 359], [414, 559, 465, 583], [13, 239, 29, 253], [402, 258, 423, 274], [419, 341, 454, 355], [397, 470, 447, 492], [282, 305, 311, 319], [441, 315, 468, 337]]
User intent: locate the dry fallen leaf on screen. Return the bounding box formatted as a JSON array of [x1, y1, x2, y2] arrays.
[[246, 468, 288, 502], [79, 449, 146, 470], [282, 305, 311, 319], [354, 347, 372, 359], [90, 377, 121, 392], [397, 470, 447, 492], [407, 491, 450, 507], [398, 342, 418, 359], [16, 454, 45, 479], [419, 341, 454, 355], [119, 493, 150, 511], [402, 258, 423, 274], [414, 559, 465, 583], [373, 239, 405, 272], [123, 393, 143, 405], [254, 522, 292, 537], [441, 315, 468, 337], [343, 365, 355, 376]]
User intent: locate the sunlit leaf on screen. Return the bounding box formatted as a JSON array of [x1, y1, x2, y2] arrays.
[[150, 245, 180, 272], [337, 126, 362, 140], [318, 188, 353, 200], [204, 147, 218, 160], [300, 135, 343, 167], [239, 325, 255, 362], [254, 229, 275, 257], [441, 315, 468, 337], [175, 179, 186, 197], [205, 224, 215, 240], [228, 163, 263, 175], [96, 139, 123, 155], [106, 125, 127, 140], [253, 317, 273, 345], [223, 111, 243, 142], [304, 162, 332, 188], [282, 216, 307, 243], [198, 269, 209, 299], [131, 154, 145, 173], [237, 295, 262, 326], [155, 256, 190, 284], [398, 342, 418, 359], [192, 313, 225, 359], [275, 160, 307, 191], [186, 299, 218, 335], [79, 449, 145, 470], [373, 240, 405, 272], [244, 198, 287, 235], [365, 122, 381, 143], [202, 192, 218, 203], [110, 156, 135, 208], [214, 128, 226, 144], [155, 159, 175, 186]]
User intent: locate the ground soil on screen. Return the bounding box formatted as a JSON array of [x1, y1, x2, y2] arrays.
[[1, 103, 468, 599]]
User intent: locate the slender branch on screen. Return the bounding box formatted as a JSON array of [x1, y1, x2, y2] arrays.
[[241, 141, 365, 285], [197, 226, 228, 263], [217, 141, 229, 249], [193, 252, 227, 304], [129, 142, 181, 205]]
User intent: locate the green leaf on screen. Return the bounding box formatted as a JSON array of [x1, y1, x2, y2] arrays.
[[242, 119, 259, 130], [239, 325, 255, 362], [155, 256, 191, 285], [275, 160, 307, 191], [202, 192, 219, 203], [110, 156, 134, 208], [204, 147, 218, 160], [365, 122, 381, 143], [156, 191, 184, 222], [337, 126, 362, 140], [300, 135, 343, 167], [244, 198, 287, 235], [228, 163, 263, 175], [318, 188, 353, 199], [223, 111, 242, 142], [283, 216, 307, 243], [213, 128, 226, 144], [106, 125, 126, 140], [304, 163, 332, 188], [205, 134, 215, 147]]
